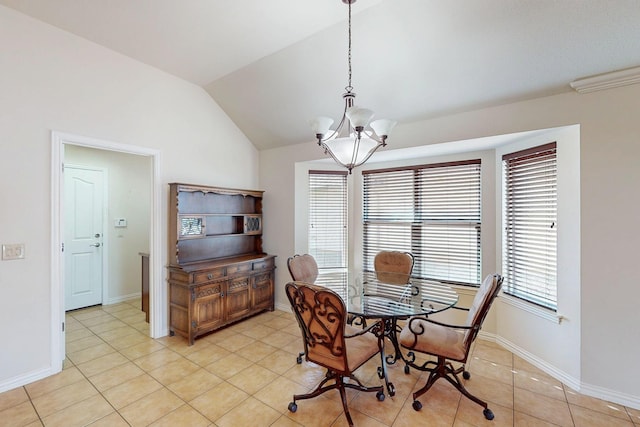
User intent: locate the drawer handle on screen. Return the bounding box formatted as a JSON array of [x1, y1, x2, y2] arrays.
[[207, 273, 213, 280], [220, 292, 225, 298]]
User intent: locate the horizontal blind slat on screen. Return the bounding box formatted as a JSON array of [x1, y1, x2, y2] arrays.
[[364, 160, 481, 285], [309, 172, 347, 269], [503, 144, 557, 311]]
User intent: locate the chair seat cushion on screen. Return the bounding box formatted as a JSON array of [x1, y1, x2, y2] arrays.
[[345, 325, 380, 372], [399, 319, 466, 361], [308, 325, 380, 373]]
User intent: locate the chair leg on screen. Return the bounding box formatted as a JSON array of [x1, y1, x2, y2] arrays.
[[337, 377, 355, 427], [412, 357, 494, 420], [442, 368, 490, 410], [291, 370, 338, 403], [412, 365, 441, 401], [289, 371, 384, 427]]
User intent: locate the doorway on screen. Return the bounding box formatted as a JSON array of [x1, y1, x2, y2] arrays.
[[51, 131, 162, 370]]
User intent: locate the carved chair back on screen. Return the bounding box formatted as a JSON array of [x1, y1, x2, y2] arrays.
[[285, 281, 349, 373]]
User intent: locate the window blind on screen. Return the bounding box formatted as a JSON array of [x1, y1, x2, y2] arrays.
[[502, 142, 557, 310], [309, 170, 348, 269], [363, 160, 481, 286]]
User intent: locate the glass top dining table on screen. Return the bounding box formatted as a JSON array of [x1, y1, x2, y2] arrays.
[[314, 269, 459, 396], [316, 269, 459, 319]]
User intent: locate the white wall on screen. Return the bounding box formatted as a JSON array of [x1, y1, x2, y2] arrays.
[[65, 145, 152, 303], [495, 125, 581, 389], [0, 5, 259, 390], [260, 84, 640, 408]]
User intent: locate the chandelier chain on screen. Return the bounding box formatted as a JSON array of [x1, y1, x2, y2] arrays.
[[346, 1, 352, 92]]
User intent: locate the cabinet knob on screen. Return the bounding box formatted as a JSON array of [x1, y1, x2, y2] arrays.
[[207, 273, 213, 280], [220, 292, 225, 298]]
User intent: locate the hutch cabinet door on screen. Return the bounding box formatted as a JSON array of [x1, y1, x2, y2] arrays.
[[226, 276, 252, 321], [251, 271, 274, 311], [192, 283, 225, 334]]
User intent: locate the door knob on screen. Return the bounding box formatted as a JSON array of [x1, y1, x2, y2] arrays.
[[90, 242, 101, 247]]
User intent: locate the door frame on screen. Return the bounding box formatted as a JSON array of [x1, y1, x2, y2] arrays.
[[64, 164, 109, 310], [51, 131, 163, 369]]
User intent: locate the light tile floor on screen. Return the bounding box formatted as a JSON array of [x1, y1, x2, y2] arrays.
[[1, 299, 639, 426]]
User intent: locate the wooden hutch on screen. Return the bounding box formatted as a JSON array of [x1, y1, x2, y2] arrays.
[[167, 183, 275, 345]]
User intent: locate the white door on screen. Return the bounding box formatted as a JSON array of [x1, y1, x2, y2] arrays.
[[64, 165, 105, 311]]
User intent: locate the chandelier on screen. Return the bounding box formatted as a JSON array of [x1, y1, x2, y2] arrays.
[[310, 0, 396, 174]]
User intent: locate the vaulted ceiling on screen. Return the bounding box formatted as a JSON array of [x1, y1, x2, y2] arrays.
[[3, 0, 640, 150]]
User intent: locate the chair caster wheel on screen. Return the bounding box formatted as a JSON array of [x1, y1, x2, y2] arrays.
[[462, 370, 471, 380], [483, 408, 494, 420], [376, 390, 385, 401], [412, 400, 422, 411], [377, 366, 384, 379], [388, 383, 395, 397], [288, 402, 297, 413], [404, 365, 410, 374]]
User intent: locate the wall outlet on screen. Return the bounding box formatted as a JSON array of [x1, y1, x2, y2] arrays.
[[2, 243, 25, 260]]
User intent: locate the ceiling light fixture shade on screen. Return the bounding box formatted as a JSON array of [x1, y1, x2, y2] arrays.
[[345, 106, 374, 128], [309, 116, 335, 136], [311, 0, 396, 174]]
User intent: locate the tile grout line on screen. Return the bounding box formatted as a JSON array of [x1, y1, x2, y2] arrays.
[[68, 310, 134, 426], [7, 302, 639, 427]]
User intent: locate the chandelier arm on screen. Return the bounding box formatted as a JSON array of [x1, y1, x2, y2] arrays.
[[320, 136, 385, 175], [317, 115, 347, 143], [349, 136, 361, 167], [317, 92, 353, 142], [352, 142, 384, 167], [362, 130, 388, 146], [319, 141, 355, 174]]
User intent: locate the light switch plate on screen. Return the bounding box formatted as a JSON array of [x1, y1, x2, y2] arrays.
[[2, 243, 25, 260]]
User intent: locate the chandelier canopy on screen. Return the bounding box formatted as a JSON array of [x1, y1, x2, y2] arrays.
[[310, 0, 396, 174]]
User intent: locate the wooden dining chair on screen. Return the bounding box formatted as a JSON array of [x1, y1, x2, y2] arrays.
[[285, 281, 386, 426], [399, 274, 503, 420]]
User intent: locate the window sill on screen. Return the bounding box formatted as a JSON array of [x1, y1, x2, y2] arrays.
[[500, 294, 562, 324]]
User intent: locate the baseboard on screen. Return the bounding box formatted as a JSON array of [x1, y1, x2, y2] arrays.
[[486, 333, 640, 411], [275, 302, 292, 313], [0, 365, 59, 394], [105, 292, 141, 305], [493, 334, 581, 391], [579, 381, 640, 410]]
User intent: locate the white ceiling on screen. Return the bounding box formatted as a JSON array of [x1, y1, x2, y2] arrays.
[[3, 0, 640, 150]]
